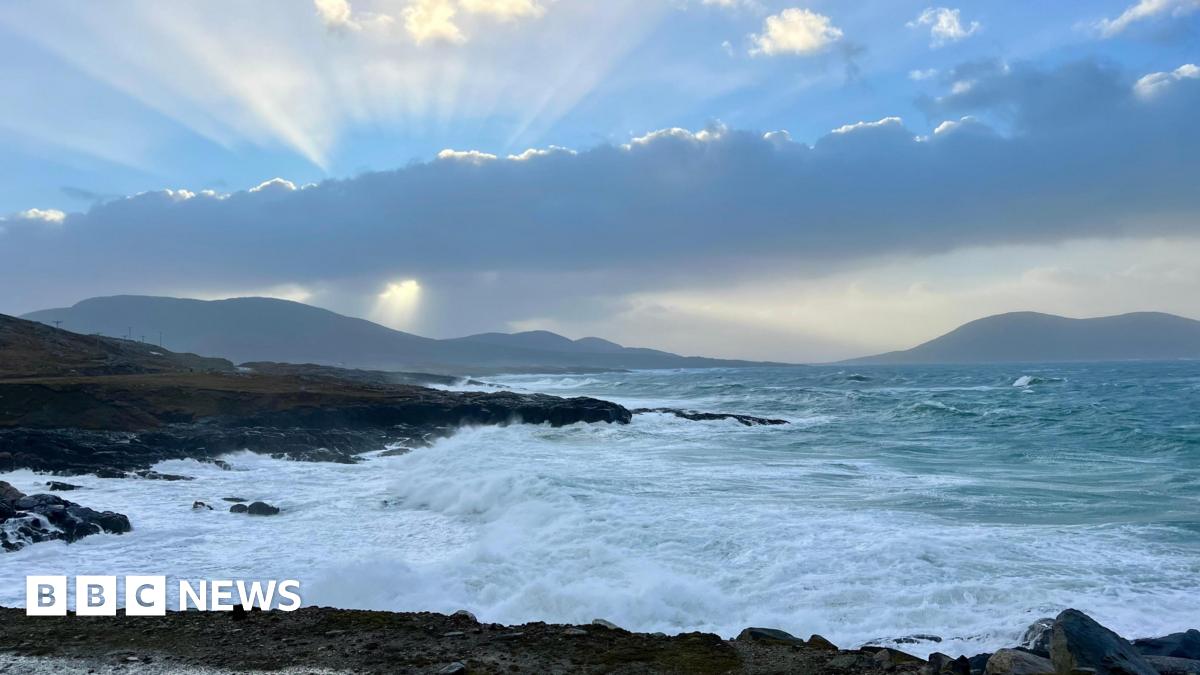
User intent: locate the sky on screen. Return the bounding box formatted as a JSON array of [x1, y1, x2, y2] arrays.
[[0, 0, 1198, 362]]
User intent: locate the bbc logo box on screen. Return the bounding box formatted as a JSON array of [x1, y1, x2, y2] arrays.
[[27, 575, 167, 616]]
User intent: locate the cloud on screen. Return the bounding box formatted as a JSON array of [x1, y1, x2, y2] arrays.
[[1095, 0, 1200, 37], [459, 0, 545, 21], [248, 177, 300, 193], [909, 68, 939, 81], [403, 0, 465, 44], [313, 0, 394, 32], [10, 208, 67, 224], [908, 7, 980, 47], [749, 8, 842, 56], [2, 60, 1198, 343], [1134, 63, 1199, 97]]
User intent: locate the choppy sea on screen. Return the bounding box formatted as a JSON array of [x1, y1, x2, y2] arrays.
[[3, 364, 1198, 656]]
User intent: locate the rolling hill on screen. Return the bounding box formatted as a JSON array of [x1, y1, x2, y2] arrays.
[[845, 311, 1200, 364], [22, 296, 783, 373]]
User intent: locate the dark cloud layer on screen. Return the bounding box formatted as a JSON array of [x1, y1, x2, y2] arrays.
[[2, 59, 1198, 320]]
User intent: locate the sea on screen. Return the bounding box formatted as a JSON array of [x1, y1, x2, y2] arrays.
[[2, 363, 1198, 656]]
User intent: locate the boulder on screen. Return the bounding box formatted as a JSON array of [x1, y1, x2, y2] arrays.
[[1, 493, 130, 552], [192, 501, 213, 510], [871, 647, 926, 670], [450, 610, 478, 623], [1134, 631, 1200, 660], [1021, 618, 1056, 657], [229, 503, 248, 513], [1143, 656, 1200, 674], [984, 649, 1054, 675], [737, 627, 806, 646], [135, 470, 193, 481], [969, 653, 994, 675], [46, 481, 82, 491], [0, 480, 24, 502], [246, 501, 280, 516], [808, 634, 840, 651], [1050, 609, 1157, 675], [926, 652, 972, 675], [222, 497, 248, 503]]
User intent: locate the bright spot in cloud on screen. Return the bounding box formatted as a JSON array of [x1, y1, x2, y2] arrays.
[[373, 279, 423, 330], [16, 208, 67, 224], [1096, 0, 1200, 37]]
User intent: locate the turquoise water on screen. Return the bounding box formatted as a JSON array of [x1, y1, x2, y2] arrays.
[[3, 362, 1197, 655]]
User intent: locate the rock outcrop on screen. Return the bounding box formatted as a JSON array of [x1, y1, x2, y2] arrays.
[[1, 487, 130, 552], [1050, 609, 1157, 675]]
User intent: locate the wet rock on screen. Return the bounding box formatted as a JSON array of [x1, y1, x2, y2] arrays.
[[737, 627, 806, 646], [229, 503, 248, 513], [984, 648, 1054, 675], [2, 493, 130, 552], [808, 634, 839, 651], [46, 481, 82, 491], [591, 619, 620, 630], [245, 501, 279, 516], [0, 480, 24, 502], [222, 497, 248, 503], [192, 501, 213, 510], [135, 470, 193, 481], [926, 652, 972, 675], [1020, 618, 1055, 657], [870, 647, 926, 670], [1050, 609, 1157, 675], [1144, 655, 1200, 674], [450, 610, 478, 623], [969, 653, 993, 675], [631, 407, 788, 426], [1134, 631, 1200, 660]]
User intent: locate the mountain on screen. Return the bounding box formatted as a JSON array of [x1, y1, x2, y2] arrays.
[[22, 296, 784, 373], [846, 311, 1200, 364]]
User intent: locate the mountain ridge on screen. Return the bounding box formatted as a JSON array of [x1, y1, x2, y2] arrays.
[[845, 310, 1200, 364], [22, 295, 786, 374]]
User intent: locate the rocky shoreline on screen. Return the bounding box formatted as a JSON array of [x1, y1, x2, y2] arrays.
[[0, 606, 1195, 674]]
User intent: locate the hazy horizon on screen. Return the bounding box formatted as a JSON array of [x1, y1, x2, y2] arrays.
[[2, 1, 1198, 361]]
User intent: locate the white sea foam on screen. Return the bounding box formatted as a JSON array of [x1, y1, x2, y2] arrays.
[[2, 365, 1196, 658], [1013, 375, 1034, 387]]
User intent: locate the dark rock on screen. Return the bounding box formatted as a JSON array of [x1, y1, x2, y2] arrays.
[[46, 481, 83, 491], [450, 610, 478, 623], [737, 627, 806, 646], [1144, 655, 1200, 674], [0, 480, 24, 502], [2, 493, 130, 552], [969, 653, 993, 675], [1050, 608, 1157, 675], [632, 407, 788, 426], [1134, 631, 1200, 660], [192, 501, 213, 510], [984, 648, 1054, 674], [1020, 618, 1055, 658], [134, 470, 193, 481], [222, 497, 248, 503], [808, 634, 839, 651], [245, 501, 279, 516], [229, 504, 248, 513], [871, 647, 926, 670], [926, 652, 972, 675]]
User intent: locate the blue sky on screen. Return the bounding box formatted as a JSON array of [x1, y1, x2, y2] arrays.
[[1, 0, 1198, 360]]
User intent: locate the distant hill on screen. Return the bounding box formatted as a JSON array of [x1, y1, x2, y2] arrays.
[[845, 311, 1200, 364], [0, 313, 232, 380], [22, 296, 784, 374]]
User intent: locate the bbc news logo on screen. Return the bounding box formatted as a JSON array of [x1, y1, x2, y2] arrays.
[[26, 576, 302, 616]]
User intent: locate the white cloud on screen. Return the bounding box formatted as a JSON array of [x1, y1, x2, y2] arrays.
[[313, 0, 394, 32], [14, 208, 67, 224], [437, 148, 498, 162], [1096, 0, 1200, 37], [460, 0, 545, 21], [749, 8, 842, 57], [249, 177, 299, 193], [507, 146, 576, 161], [403, 0, 466, 44], [831, 116, 903, 135], [908, 7, 980, 47], [909, 68, 939, 81], [1134, 63, 1200, 97]]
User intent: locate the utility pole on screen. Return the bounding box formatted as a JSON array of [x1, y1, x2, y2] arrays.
[[159, 331, 163, 347], [52, 320, 62, 329]]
